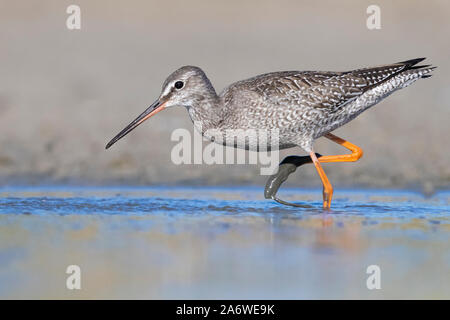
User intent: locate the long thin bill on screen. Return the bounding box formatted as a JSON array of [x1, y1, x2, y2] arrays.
[[105, 100, 165, 149]]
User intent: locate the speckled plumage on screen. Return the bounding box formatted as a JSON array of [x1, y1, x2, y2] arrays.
[[105, 58, 436, 209], [106, 58, 435, 154], [158, 58, 434, 153]]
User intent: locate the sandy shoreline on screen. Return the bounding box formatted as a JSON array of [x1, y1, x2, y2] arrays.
[[1, 1, 449, 188]]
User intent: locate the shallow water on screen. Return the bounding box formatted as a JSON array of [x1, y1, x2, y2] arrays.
[[0, 186, 449, 299]]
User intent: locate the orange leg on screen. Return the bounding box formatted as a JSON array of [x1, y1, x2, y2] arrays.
[[318, 133, 363, 163], [310, 151, 333, 209], [310, 133, 364, 209]]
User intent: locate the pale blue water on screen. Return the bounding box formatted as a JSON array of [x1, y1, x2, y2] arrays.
[[0, 186, 449, 299], [1, 186, 448, 217]]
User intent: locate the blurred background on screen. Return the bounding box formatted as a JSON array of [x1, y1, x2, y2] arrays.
[[1, 0, 450, 301], [0, 0, 449, 191]]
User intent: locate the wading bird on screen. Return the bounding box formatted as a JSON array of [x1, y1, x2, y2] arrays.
[[106, 58, 435, 209]]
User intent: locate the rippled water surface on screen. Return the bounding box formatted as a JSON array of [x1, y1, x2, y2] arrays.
[[0, 186, 449, 299]]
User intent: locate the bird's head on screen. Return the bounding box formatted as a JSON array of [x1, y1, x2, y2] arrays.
[[105, 66, 214, 149]]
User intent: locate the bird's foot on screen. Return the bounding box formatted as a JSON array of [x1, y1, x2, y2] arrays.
[[264, 154, 321, 208], [271, 196, 312, 208], [321, 179, 334, 210]]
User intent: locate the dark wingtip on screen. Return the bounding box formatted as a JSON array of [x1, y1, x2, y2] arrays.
[[399, 57, 426, 66], [399, 58, 437, 74], [409, 64, 431, 70]]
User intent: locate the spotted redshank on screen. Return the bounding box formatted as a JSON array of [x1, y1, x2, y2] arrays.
[[106, 58, 435, 209]]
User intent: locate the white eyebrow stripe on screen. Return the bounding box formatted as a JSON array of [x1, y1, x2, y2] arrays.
[[162, 82, 173, 97]]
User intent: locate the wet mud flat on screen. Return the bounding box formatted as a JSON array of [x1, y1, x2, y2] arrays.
[[0, 186, 449, 299]]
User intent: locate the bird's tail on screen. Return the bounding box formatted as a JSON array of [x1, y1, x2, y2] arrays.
[[400, 57, 436, 78], [393, 58, 436, 89], [349, 57, 436, 92]]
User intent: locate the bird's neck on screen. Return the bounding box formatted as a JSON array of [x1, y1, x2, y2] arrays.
[[186, 91, 224, 134]]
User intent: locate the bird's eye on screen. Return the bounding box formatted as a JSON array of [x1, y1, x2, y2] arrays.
[[174, 81, 184, 89]]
